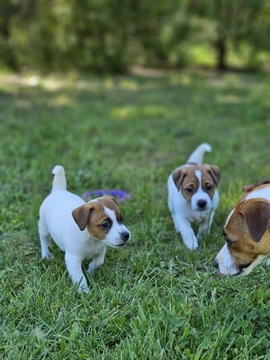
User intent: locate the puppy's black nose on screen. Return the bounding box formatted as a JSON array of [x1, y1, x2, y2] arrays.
[[121, 231, 130, 242], [197, 199, 207, 209], [213, 259, 218, 269]]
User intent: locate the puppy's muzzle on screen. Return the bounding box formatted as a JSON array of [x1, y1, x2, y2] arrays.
[[121, 231, 130, 242], [117, 231, 130, 247], [197, 199, 207, 210]]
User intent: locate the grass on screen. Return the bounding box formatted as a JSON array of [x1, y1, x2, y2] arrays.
[[1, 69, 270, 359]]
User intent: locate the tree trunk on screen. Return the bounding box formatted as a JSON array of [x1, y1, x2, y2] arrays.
[[215, 35, 227, 71]]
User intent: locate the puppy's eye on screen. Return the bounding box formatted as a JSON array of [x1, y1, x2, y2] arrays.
[[226, 239, 233, 247], [223, 231, 233, 247], [205, 183, 213, 191], [185, 186, 194, 194], [100, 221, 111, 229]]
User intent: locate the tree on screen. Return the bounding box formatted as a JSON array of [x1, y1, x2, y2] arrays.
[[186, 0, 270, 70], [0, 0, 20, 70], [0, 0, 269, 72]]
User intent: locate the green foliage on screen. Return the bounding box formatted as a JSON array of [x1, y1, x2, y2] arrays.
[[186, 0, 270, 69], [0, 0, 269, 72], [1, 70, 270, 358]]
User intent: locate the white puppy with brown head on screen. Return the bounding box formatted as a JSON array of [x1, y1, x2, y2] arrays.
[[167, 143, 221, 250], [214, 180, 270, 276], [38, 165, 131, 292]]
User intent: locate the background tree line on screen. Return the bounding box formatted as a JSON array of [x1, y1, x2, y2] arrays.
[[0, 0, 269, 73]]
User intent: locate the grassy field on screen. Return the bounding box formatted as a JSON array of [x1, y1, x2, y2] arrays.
[[1, 68, 270, 359]]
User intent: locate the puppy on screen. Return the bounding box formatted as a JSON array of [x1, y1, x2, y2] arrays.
[[167, 143, 220, 250], [214, 180, 270, 276], [38, 165, 131, 292]]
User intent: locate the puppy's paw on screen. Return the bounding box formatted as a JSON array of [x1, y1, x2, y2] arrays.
[[77, 278, 89, 293], [42, 251, 53, 260], [184, 235, 198, 251], [87, 262, 96, 274], [188, 242, 198, 251], [77, 284, 90, 293]]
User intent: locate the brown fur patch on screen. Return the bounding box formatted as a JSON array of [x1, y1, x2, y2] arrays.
[[179, 168, 199, 203], [96, 196, 123, 222], [72, 196, 122, 240], [224, 199, 270, 268], [243, 180, 270, 194]]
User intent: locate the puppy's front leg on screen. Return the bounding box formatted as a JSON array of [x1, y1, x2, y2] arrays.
[[65, 253, 88, 293], [174, 217, 198, 250], [88, 247, 107, 274]]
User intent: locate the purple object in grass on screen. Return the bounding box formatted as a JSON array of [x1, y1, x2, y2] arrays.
[[81, 189, 131, 203]]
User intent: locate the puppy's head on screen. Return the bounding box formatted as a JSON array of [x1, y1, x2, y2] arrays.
[[72, 195, 130, 247], [172, 164, 220, 211], [214, 199, 270, 276]]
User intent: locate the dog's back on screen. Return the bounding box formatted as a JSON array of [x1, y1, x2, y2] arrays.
[[40, 165, 85, 223], [39, 166, 86, 251]]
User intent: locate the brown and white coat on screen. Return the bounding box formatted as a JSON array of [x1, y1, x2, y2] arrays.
[[167, 143, 220, 250], [214, 181, 270, 276]]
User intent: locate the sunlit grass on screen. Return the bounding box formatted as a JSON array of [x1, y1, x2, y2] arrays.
[[1, 69, 270, 359]]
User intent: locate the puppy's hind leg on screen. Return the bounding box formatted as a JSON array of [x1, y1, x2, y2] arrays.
[[199, 209, 216, 237], [197, 210, 216, 241], [38, 218, 53, 259], [197, 222, 208, 241], [207, 209, 216, 233]]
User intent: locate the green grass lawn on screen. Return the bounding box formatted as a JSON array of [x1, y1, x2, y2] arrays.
[[1, 69, 270, 359]]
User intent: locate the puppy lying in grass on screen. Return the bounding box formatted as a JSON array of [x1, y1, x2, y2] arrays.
[[38, 165, 131, 292], [214, 180, 270, 276]]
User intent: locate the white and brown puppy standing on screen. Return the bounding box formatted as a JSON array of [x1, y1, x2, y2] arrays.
[[38, 165, 131, 292], [214, 180, 270, 276], [167, 143, 221, 250]]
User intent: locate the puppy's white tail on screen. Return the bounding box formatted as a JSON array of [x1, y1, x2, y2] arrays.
[[187, 143, 212, 164], [52, 165, 67, 191]]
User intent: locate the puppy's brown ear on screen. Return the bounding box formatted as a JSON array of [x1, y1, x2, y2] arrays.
[[206, 165, 221, 186], [72, 203, 94, 231], [102, 195, 118, 205], [243, 179, 270, 193], [172, 169, 187, 191], [240, 201, 270, 242], [242, 183, 257, 193]]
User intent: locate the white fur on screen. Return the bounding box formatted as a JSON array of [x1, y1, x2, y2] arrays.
[[187, 143, 212, 163], [167, 143, 219, 250], [214, 186, 270, 276], [191, 170, 213, 212], [245, 187, 270, 202], [214, 244, 237, 275], [215, 244, 266, 276], [38, 166, 130, 292], [224, 208, 235, 227]]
